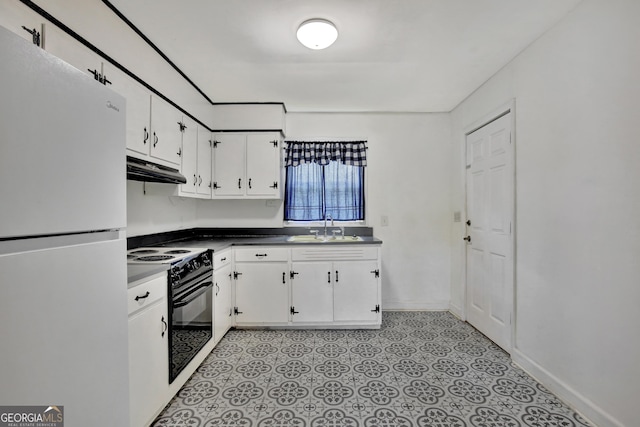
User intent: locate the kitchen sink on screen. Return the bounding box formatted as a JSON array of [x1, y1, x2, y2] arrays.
[[286, 235, 364, 243]]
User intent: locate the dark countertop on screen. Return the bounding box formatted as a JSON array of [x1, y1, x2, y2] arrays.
[[127, 264, 169, 286], [153, 235, 382, 252], [127, 229, 382, 284]]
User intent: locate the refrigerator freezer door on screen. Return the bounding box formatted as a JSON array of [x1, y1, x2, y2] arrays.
[[0, 25, 126, 239], [0, 233, 129, 427]]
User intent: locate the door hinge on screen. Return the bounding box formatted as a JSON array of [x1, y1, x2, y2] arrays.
[[271, 140, 278, 147], [233, 271, 242, 280], [371, 304, 380, 313], [290, 306, 299, 315], [370, 269, 380, 278], [234, 307, 243, 315]]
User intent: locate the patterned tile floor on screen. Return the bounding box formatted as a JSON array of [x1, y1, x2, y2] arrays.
[[153, 311, 592, 427]]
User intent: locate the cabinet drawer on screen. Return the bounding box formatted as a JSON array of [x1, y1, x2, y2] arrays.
[[213, 250, 231, 269], [292, 246, 379, 261], [128, 274, 166, 316], [234, 247, 289, 262]]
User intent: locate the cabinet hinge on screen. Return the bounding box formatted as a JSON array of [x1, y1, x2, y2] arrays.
[[213, 182, 220, 189], [178, 121, 187, 133], [370, 269, 380, 278], [87, 68, 111, 86], [271, 140, 278, 147], [233, 271, 242, 280], [290, 271, 299, 280], [290, 306, 299, 315], [371, 304, 380, 313], [269, 182, 278, 189], [213, 140, 220, 148], [234, 307, 243, 315], [22, 25, 41, 47], [209, 139, 213, 148]]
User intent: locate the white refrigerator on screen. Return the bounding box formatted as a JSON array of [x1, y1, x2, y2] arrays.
[[0, 26, 129, 426]]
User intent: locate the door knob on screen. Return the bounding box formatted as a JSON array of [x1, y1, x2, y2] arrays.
[[463, 236, 471, 243]]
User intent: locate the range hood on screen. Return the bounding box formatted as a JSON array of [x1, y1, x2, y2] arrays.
[[126, 156, 187, 184]]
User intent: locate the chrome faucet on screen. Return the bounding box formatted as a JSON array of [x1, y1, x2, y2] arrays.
[[324, 214, 334, 239]]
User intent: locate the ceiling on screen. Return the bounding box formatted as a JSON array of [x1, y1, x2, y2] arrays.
[[106, 0, 582, 113]]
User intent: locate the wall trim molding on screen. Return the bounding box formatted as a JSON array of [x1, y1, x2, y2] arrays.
[[512, 348, 621, 427], [382, 300, 450, 311]]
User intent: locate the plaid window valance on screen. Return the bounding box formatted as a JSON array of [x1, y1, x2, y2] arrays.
[[284, 141, 367, 167]]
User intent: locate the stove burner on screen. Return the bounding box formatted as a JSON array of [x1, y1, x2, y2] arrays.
[[137, 255, 175, 262], [130, 249, 159, 255], [165, 249, 191, 254]]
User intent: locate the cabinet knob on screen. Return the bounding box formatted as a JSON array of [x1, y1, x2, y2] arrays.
[[153, 132, 158, 147], [143, 127, 149, 145]]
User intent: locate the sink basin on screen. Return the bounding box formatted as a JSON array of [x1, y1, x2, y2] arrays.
[[286, 235, 364, 243]]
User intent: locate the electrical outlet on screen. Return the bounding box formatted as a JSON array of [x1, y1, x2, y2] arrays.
[[381, 215, 389, 227]]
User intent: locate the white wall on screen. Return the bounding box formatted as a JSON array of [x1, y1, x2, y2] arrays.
[[449, 1, 640, 425], [126, 181, 197, 237], [287, 112, 452, 310]]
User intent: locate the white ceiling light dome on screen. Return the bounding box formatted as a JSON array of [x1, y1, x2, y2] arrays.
[[296, 19, 338, 50]]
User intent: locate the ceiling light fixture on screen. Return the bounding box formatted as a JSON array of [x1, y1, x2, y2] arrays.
[[296, 19, 338, 50]]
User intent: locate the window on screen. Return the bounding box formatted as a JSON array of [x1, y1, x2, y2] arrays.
[[284, 141, 367, 222]]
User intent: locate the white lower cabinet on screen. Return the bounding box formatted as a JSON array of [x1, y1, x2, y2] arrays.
[[233, 244, 382, 328], [233, 247, 290, 325], [213, 251, 233, 344], [290, 261, 334, 323], [290, 256, 381, 326], [128, 273, 169, 427], [333, 261, 381, 322]]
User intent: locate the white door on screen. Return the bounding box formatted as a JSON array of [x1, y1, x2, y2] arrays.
[[465, 112, 514, 352]]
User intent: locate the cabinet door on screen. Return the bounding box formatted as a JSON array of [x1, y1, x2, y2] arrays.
[[196, 127, 212, 197], [214, 263, 233, 344], [150, 96, 182, 165], [129, 295, 168, 427], [212, 134, 245, 196], [108, 67, 152, 156], [179, 116, 198, 195], [290, 262, 334, 323], [246, 133, 280, 197], [333, 261, 380, 322], [235, 262, 289, 324]]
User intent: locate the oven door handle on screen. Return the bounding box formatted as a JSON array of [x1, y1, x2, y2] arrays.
[[173, 281, 213, 308]]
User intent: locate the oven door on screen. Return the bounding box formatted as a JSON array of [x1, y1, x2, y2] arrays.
[[169, 278, 213, 383]]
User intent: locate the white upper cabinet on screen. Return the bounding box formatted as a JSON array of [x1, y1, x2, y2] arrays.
[[212, 133, 282, 199], [149, 96, 183, 166], [178, 117, 212, 198]]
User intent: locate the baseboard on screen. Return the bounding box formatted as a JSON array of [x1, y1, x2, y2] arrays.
[[449, 302, 464, 319], [512, 348, 622, 427], [382, 300, 449, 311]]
